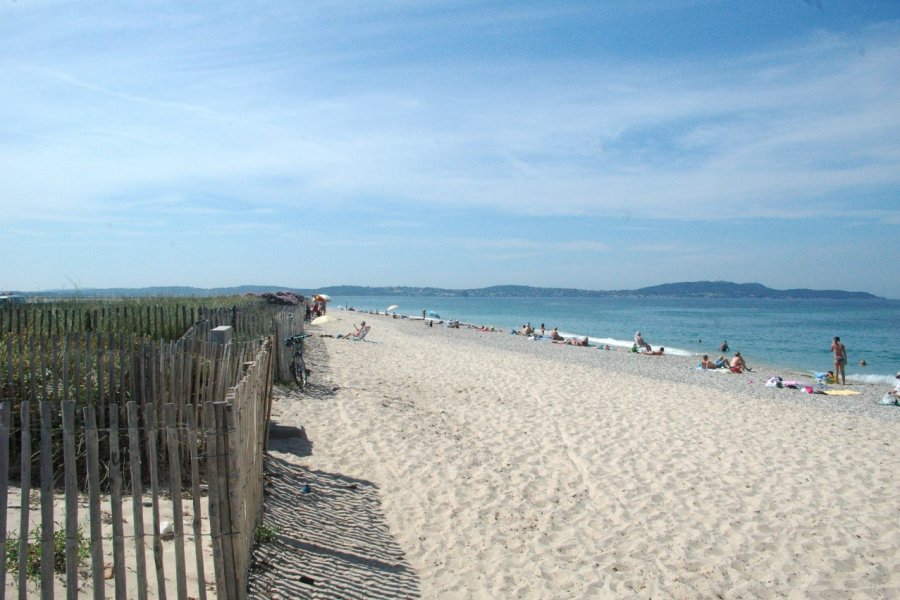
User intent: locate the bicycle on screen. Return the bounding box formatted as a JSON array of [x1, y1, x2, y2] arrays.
[[284, 332, 312, 389]]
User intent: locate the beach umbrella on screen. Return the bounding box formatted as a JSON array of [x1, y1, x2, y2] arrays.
[[313, 294, 331, 302], [386, 304, 399, 312]]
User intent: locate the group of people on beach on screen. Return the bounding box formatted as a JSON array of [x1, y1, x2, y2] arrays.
[[514, 323, 591, 347], [699, 352, 751, 373], [356, 312, 899, 401]]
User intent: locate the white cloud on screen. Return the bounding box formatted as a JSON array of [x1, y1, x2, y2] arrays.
[[3, 6, 898, 226]]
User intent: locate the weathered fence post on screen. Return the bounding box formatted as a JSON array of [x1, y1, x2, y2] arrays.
[[62, 400, 79, 599], [144, 404, 167, 599], [108, 407, 127, 597], [39, 400, 55, 599], [83, 405, 105, 600], [164, 404, 188, 599], [126, 402, 149, 600], [213, 401, 237, 600], [186, 411, 208, 600], [0, 401, 9, 600], [17, 400, 32, 600]]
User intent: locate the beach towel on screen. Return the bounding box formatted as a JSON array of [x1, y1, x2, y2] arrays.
[[822, 389, 861, 396]]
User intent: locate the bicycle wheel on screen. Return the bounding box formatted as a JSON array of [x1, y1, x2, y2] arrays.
[[291, 354, 308, 389]]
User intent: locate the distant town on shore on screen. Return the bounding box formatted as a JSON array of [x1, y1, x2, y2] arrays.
[[5, 281, 883, 301]]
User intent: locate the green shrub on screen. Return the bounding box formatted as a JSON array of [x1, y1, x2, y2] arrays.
[[4, 525, 90, 581], [254, 522, 279, 545]]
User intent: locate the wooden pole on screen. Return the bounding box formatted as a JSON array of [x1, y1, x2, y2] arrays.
[[108, 407, 127, 597], [213, 402, 237, 600], [39, 401, 55, 598], [145, 403, 167, 599], [0, 401, 9, 600], [202, 400, 226, 598], [164, 404, 188, 599], [17, 400, 31, 600], [185, 411, 207, 600], [61, 401, 79, 600], [126, 402, 149, 600], [83, 405, 105, 600]]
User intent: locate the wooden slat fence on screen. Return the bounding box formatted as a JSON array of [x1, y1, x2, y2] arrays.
[[0, 329, 279, 598], [0, 302, 304, 346]]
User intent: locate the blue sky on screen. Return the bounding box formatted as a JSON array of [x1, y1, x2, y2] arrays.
[[2, 1, 899, 298]]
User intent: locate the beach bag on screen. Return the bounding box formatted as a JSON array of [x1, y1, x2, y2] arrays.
[[880, 394, 898, 406]]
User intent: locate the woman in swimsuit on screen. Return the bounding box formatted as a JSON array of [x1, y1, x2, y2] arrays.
[[830, 336, 847, 384]]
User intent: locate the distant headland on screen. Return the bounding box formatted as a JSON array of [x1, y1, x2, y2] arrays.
[[8, 281, 883, 300]]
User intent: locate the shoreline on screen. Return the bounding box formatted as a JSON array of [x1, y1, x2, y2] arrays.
[[344, 308, 899, 421], [256, 309, 900, 598], [331, 297, 900, 388]]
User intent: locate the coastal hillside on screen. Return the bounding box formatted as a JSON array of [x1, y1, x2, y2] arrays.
[[13, 282, 882, 300], [632, 281, 879, 300]]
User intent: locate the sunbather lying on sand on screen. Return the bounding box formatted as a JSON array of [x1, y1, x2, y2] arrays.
[[700, 354, 719, 369]]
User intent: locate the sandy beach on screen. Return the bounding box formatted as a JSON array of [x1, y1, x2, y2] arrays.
[[252, 310, 900, 599]]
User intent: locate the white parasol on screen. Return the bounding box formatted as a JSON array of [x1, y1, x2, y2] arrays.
[[386, 304, 399, 312]]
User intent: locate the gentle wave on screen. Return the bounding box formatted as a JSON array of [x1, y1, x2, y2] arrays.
[[847, 373, 896, 385]]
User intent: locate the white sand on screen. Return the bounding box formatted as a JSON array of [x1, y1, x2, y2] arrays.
[[255, 310, 900, 599], [4, 488, 214, 598]]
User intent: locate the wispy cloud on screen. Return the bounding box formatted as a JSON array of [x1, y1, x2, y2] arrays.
[[1, 1, 898, 295], [2, 3, 898, 225]]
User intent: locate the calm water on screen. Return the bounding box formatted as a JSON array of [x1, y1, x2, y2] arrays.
[[331, 295, 900, 383]]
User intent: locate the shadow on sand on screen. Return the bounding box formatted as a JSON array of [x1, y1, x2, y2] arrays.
[[249, 356, 421, 598]]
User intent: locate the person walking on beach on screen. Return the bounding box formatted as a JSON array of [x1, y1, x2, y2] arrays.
[[831, 336, 847, 384]]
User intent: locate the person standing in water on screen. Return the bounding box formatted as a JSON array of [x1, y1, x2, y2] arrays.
[[830, 336, 847, 384]]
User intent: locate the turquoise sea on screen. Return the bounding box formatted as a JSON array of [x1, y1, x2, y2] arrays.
[[330, 295, 900, 384]]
